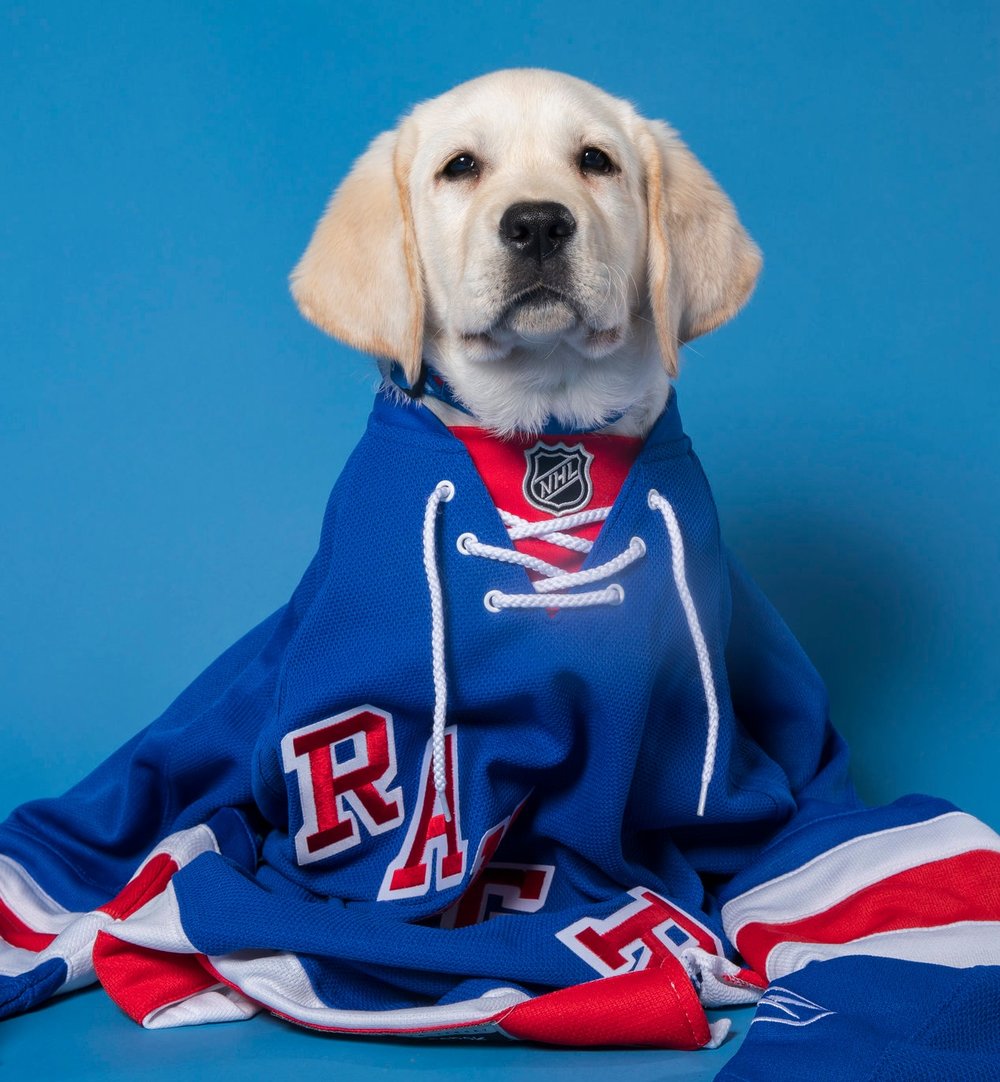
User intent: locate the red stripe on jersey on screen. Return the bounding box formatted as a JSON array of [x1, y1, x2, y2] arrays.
[[451, 427, 642, 573], [93, 931, 218, 1025], [735, 848, 1000, 972], [93, 851, 197, 1021], [0, 896, 56, 951], [99, 852, 179, 921], [498, 964, 711, 1049]]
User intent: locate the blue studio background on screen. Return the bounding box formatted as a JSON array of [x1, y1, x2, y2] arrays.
[[1, 3, 998, 1080]]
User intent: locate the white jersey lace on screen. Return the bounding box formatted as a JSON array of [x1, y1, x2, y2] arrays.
[[421, 480, 719, 821]]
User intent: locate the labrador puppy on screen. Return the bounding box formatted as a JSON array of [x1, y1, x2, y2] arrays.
[[5, 69, 997, 1059], [290, 67, 761, 434]]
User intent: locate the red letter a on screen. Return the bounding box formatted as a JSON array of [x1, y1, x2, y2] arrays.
[[379, 727, 467, 900]]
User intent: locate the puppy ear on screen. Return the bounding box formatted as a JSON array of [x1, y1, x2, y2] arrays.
[[289, 126, 424, 381], [641, 119, 762, 377]]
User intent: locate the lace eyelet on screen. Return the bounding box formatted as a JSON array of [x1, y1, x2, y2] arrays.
[[456, 532, 477, 555], [483, 590, 503, 613], [436, 479, 455, 501], [630, 536, 647, 557], [608, 584, 625, 605]]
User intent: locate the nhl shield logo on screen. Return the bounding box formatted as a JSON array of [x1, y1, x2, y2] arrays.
[[522, 441, 594, 515]]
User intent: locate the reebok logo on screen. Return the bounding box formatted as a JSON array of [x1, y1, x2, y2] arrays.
[[751, 986, 835, 1028]]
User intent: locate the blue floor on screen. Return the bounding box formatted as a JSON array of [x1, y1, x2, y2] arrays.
[[1, 985, 754, 1081]]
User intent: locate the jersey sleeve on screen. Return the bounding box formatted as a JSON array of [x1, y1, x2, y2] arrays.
[[0, 496, 338, 1019], [720, 559, 1000, 988]]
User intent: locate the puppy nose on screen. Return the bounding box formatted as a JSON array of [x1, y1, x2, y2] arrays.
[[499, 201, 577, 263]]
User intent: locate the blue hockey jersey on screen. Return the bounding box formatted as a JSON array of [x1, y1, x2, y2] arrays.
[[2, 390, 998, 1068]]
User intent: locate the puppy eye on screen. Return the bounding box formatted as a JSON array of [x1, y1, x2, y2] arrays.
[[443, 153, 478, 179], [580, 147, 616, 175]]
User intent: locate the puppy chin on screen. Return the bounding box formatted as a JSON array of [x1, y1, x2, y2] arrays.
[[456, 313, 627, 365], [428, 315, 662, 439], [506, 299, 578, 337]]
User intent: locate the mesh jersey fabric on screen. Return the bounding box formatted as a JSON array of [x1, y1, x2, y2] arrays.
[[716, 956, 1000, 1082], [1, 389, 998, 1064]]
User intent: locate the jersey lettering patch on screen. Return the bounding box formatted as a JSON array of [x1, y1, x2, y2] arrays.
[[556, 886, 724, 977], [379, 727, 468, 900], [281, 706, 404, 865], [441, 863, 554, 928], [522, 441, 594, 515]]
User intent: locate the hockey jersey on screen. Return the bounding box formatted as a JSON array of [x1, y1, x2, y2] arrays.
[[2, 389, 999, 1071]]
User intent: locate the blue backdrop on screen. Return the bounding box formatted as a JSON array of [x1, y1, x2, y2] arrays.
[[1, 0, 998, 910]]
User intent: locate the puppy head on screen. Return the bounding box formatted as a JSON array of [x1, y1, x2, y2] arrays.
[[291, 69, 761, 422], [403, 70, 650, 372]]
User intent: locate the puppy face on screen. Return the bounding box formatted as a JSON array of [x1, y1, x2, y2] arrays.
[[291, 69, 761, 435], [405, 73, 647, 366]]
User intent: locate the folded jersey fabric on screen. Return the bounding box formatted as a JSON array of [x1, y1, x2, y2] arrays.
[[2, 390, 998, 1067], [716, 956, 1000, 1082]]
